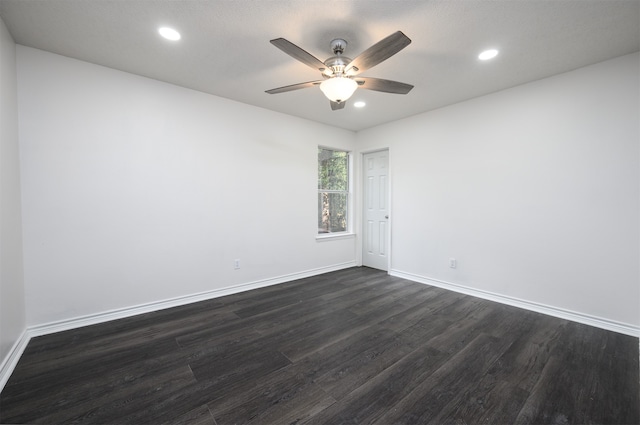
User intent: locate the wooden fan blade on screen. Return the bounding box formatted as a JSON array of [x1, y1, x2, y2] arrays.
[[265, 80, 323, 94], [270, 38, 332, 75], [345, 31, 411, 75], [355, 77, 413, 94], [330, 100, 346, 111]]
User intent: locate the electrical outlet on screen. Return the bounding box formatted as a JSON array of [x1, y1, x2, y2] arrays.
[[449, 258, 457, 269], [234, 259, 240, 270]]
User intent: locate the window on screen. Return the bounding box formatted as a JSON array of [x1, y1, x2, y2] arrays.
[[318, 147, 350, 234]]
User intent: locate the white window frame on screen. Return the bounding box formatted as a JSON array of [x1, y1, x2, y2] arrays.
[[316, 146, 354, 240]]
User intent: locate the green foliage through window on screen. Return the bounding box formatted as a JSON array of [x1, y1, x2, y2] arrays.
[[318, 148, 349, 233]]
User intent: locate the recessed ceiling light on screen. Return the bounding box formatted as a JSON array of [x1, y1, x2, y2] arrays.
[[478, 49, 499, 61], [158, 27, 181, 41], [354, 101, 366, 108]]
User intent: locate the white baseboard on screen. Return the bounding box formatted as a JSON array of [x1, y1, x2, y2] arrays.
[[0, 329, 30, 393], [390, 269, 639, 338], [29, 261, 357, 337], [0, 261, 357, 393]]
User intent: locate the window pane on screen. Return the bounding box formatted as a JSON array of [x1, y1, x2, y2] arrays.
[[318, 148, 348, 191], [318, 192, 348, 233]]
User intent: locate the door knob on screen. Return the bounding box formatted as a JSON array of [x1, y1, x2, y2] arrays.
[[385, 215, 389, 219]]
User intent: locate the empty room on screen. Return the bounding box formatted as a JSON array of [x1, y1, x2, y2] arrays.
[[0, 1, 638, 424]]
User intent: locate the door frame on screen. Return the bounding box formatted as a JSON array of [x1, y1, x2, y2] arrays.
[[357, 148, 392, 271]]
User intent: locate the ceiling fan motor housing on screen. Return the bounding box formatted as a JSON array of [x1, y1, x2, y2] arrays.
[[324, 55, 352, 75], [324, 38, 352, 75]]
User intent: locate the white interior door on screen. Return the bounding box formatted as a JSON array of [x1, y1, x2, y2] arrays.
[[362, 150, 390, 271]]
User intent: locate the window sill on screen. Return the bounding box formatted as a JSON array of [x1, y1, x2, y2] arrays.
[[316, 232, 356, 242]]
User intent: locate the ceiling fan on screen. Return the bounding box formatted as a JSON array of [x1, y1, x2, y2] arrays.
[[266, 31, 414, 110]]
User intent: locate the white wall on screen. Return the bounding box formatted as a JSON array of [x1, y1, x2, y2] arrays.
[[17, 46, 357, 326], [0, 18, 26, 364], [12, 44, 640, 334], [357, 53, 639, 330]]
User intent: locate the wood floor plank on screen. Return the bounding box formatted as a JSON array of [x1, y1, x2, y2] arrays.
[[247, 275, 418, 336], [24, 366, 197, 425], [206, 362, 305, 419], [2, 344, 187, 420], [373, 333, 514, 424], [208, 325, 416, 421], [189, 344, 292, 387], [19, 298, 229, 360], [302, 343, 450, 425], [174, 290, 358, 350], [101, 379, 220, 424], [3, 336, 182, 402], [284, 326, 402, 384], [249, 294, 361, 336], [204, 328, 401, 420], [424, 302, 509, 354], [278, 282, 442, 362], [1, 267, 637, 424], [242, 384, 334, 425], [376, 288, 457, 331], [315, 315, 456, 399], [211, 372, 335, 425], [218, 266, 375, 310], [16, 308, 237, 379], [160, 405, 216, 425], [173, 313, 262, 349], [515, 321, 640, 424], [231, 277, 348, 318], [347, 279, 428, 315], [180, 328, 264, 370], [425, 310, 555, 424]]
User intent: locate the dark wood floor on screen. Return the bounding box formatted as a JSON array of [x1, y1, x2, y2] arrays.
[[1, 267, 638, 424]]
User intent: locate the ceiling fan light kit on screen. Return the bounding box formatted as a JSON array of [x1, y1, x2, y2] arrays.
[[319, 77, 358, 103], [266, 31, 414, 110]]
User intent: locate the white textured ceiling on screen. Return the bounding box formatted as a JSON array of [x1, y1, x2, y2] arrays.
[[1, 0, 638, 131]]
